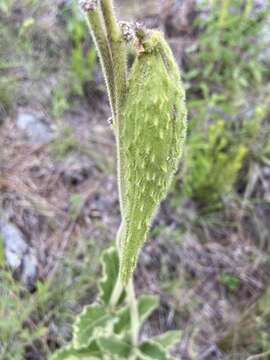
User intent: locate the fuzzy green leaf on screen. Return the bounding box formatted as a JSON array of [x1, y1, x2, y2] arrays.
[[99, 247, 119, 304], [97, 335, 132, 359], [119, 30, 187, 284], [73, 304, 116, 348], [151, 330, 181, 351], [138, 295, 159, 323], [50, 342, 101, 360], [114, 295, 159, 334], [98, 247, 125, 305], [138, 340, 174, 360]]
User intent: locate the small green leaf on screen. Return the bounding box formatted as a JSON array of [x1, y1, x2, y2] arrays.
[[69, 193, 82, 220], [138, 295, 159, 324], [50, 342, 101, 360], [97, 335, 132, 359], [138, 341, 174, 360], [219, 273, 240, 291], [99, 247, 125, 305], [151, 330, 181, 351], [113, 306, 130, 334], [114, 295, 159, 334], [19, 18, 35, 36], [73, 304, 116, 348]]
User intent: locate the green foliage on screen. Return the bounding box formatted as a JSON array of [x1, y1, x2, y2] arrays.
[[51, 248, 181, 359], [151, 331, 181, 350], [73, 303, 117, 347], [114, 295, 159, 334], [50, 342, 101, 360], [65, 1, 97, 96], [218, 287, 270, 356], [50, 4, 185, 359], [187, 0, 270, 99], [50, 124, 78, 158], [0, 231, 104, 359], [219, 273, 241, 291], [52, 85, 70, 118], [69, 193, 83, 220], [255, 288, 270, 354], [0, 269, 47, 359], [183, 119, 247, 205], [0, 77, 16, 121], [0, 0, 11, 14], [19, 17, 35, 36], [179, 0, 270, 210], [51, 0, 97, 117], [138, 341, 174, 360], [97, 335, 131, 358], [99, 247, 124, 306], [119, 30, 187, 284]]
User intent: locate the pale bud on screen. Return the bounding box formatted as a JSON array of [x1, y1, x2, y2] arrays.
[[119, 21, 135, 43], [78, 0, 98, 12]]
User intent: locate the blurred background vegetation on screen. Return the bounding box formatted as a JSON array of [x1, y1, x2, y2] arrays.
[[0, 0, 270, 359]]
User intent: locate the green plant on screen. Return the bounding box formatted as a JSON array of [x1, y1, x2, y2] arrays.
[[0, 0, 11, 14], [219, 273, 241, 291], [179, 1, 270, 210], [51, 247, 181, 359], [187, 0, 270, 100], [52, 84, 70, 118], [119, 30, 187, 284], [51, 0, 97, 117], [0, 77, 15, 121], [50, 124, 78, 158], [69, 193, 83, 220], [0, 232, 106, 360], [51, 0, 187, 358], [0, 267, 47, 359], [183, 119, 247, 206], [65, 0, 97, 96], [217, 286, 270, 357]]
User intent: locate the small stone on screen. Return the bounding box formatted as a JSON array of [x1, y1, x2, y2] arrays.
[[263, 166, 270, 178], [0, 220, 38, 291], [16, 111, 54, 145], [20, 251, 38, 292], [1, 221, 27, 269]]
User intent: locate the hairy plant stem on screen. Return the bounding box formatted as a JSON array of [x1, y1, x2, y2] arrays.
[[100, 0, 127, 217], [127, 278, 140, 346], [109, 271, 123, 307], [84, 7, 117, 120], [108, 225, 124, 308], [100, 0, 127, 107], [83, 0, 139, 346], [219, 0, 231, 28], [244, 0, 253, 18], [110, 224, 139, 346]]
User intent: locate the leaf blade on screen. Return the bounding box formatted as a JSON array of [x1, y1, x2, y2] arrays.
[[138, 340, 174, 360], [50, 342, 101, 360], [114, 295, 159, 334], [73, 304, 115, 348], [151, 330, 181, 351]]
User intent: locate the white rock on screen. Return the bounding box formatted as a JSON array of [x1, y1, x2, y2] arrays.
[[16, 111, 54, 145], [0, 220, 38, 291]]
